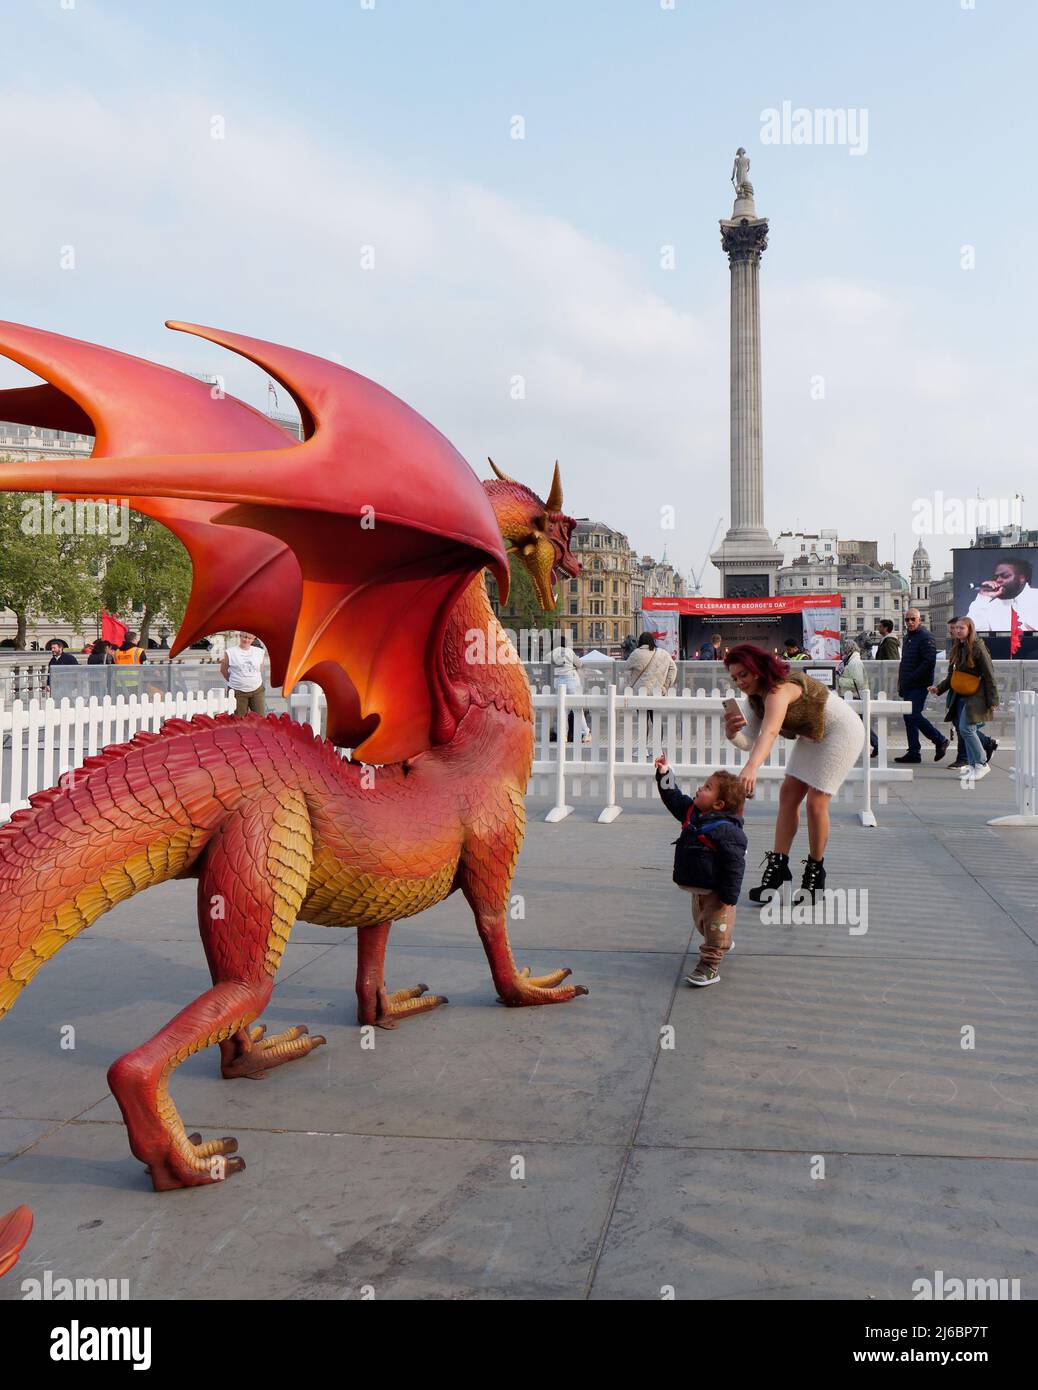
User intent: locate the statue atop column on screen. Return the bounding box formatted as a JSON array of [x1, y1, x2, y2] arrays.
[[731, 147, 753, 199]]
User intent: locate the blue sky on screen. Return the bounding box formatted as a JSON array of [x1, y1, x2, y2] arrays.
[[2, 0, 1036, 585]]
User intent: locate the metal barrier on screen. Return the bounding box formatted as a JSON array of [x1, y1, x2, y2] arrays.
[[47, 662, 227, 701], [989, 690, 1038, 827]]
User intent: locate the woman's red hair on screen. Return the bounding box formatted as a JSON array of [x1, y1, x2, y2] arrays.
[[723, 642, 790, 692]]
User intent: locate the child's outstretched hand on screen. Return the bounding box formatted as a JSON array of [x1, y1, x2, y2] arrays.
[[654, 754, 669, 774]]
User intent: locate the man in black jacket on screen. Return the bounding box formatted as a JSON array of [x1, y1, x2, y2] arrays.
[[44, 638, 79, 696], [895, 609, 949, 763], [655, 756, 748, 987]]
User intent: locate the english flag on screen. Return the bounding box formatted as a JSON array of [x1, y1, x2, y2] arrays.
[[1010, 607, 1022, 657], [101, 610, 127, 646]]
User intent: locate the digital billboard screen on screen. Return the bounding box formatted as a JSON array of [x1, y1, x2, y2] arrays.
[[952, 547, 1038, 657]]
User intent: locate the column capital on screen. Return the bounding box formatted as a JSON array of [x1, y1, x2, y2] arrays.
[[720, 216, 769, 264]]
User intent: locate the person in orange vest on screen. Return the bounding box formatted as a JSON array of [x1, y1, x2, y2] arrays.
[[113, 631, 147, 665]]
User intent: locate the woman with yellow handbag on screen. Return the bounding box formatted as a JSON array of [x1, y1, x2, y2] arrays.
[[928, 617, 999, 783]]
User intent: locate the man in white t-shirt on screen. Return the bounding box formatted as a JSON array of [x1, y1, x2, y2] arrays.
[[220, 632, 268, 716]]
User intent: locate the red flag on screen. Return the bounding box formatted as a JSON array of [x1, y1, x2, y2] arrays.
[[1010, 607, 1021, 657], [101, 610, 127, 646]]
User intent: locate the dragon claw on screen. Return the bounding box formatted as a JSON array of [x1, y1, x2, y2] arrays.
[[146, 1133, 245, 1191], [373, 982, 448, 1029], [221, 1023, 327, 1080], [499, 968, 588, 1007]]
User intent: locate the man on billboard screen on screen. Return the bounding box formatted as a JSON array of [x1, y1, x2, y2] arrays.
[[966, 557, 1038, 633]]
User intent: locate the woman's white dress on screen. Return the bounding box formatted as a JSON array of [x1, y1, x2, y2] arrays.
[[738, 690, 864, 795]]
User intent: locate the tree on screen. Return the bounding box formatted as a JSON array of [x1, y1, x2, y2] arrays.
[[100, 512, 191, 644], [0, 490, 104, 648], [492, 553, 562, 633]]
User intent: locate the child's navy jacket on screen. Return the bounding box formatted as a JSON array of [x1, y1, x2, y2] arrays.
[[655, 769, 748, 905]]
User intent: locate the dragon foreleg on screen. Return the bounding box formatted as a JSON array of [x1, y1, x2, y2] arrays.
[[460, 786, 588, 1007]]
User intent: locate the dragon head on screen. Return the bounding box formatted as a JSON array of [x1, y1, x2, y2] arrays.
[[485, 459, 580, 611]]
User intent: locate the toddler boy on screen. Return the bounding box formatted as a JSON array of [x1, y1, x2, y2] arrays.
[[654, 757, 748, 987]]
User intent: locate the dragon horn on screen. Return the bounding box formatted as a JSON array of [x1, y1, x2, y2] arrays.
[[545, 459, 563, 513], [487, 456, 517, 484]]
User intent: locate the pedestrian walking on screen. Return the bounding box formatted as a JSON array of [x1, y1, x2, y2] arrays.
[[722, 642, 865, 902], [220, 631, 267, 716], [929, 617, 999, 783], [654, 756, 747, 988], [874, 619, 900, 662], [894, 609, 949, 764], [837, 636, 879, 758], [943, 618, 997, 768], [87, 641, 117, 666]]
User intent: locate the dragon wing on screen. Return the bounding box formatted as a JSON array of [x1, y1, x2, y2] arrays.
[[0, 321, 507, 761]]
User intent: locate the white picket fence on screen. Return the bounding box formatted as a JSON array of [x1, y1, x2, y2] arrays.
[[990, 689, 1038, 826], [0, 689, 235, 822], [527, 685, 913, 827]]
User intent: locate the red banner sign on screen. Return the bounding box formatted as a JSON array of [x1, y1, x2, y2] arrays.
[[642, 594, 842, 615]]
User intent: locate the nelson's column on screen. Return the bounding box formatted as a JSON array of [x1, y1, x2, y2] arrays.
[[710, 148, 784, 597]]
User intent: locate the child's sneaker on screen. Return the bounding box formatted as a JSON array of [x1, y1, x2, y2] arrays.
[[686, 962, 721, 987]]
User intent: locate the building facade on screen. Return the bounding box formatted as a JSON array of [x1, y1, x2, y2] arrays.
[[564, 519, 640, 650], [776, 553, 909, 642], [775, 528, 839, 567], [838, 538, 879, 567], [972, 525, 1038, 548], [0, 421, 93, 462], [636, 553, 686, 600], [929, 571, 954, 641]]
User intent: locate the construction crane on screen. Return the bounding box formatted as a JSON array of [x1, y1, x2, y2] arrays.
[[688, 516, 725, 596]]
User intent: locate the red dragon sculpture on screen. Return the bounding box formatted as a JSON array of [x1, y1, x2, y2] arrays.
[[0, 320, 586, 1193]]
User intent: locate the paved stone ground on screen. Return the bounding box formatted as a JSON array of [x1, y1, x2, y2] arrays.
[[1, 752, 1036, 1300]]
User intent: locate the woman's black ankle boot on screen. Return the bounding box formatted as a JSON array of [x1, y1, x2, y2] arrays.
[[748, 850, 792, 903], [797, 856, 826, 900]]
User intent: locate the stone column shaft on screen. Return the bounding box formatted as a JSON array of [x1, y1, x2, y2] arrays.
[[720, 216, 769, 539]]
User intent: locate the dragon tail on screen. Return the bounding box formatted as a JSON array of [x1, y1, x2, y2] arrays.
[[0, 1206, 32, 1279], [0, 720, 220, 1021]]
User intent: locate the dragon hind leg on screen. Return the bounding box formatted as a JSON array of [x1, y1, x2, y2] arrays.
[[355, 921, 448, 1030], [196, 788, 326, 1081], [107, 789, 326, 1191], [107, 979, 271, 1191]]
